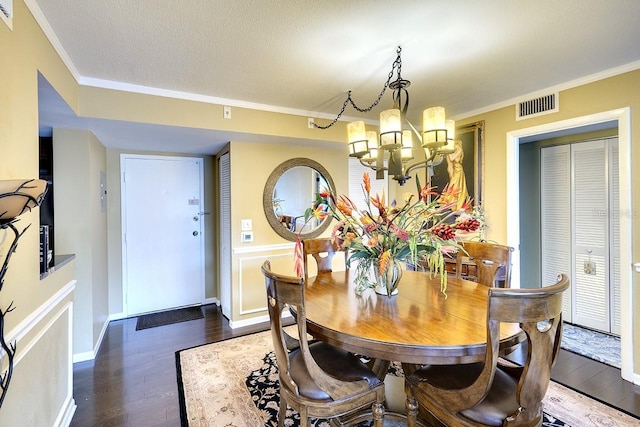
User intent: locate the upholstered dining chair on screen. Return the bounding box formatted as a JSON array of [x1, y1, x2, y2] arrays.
[[261, 260, 385, 427], [404, 273, 570, 427], [302, 237, 347, 281], [455, 241, 514, 288]]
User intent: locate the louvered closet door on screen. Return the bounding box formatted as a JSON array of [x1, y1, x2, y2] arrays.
[[349, 158, 388, 210], [541, 145, 572, 321], [572, 141, 609, 331], [609, 138, 621, 335], [219, 153, 232, 319]]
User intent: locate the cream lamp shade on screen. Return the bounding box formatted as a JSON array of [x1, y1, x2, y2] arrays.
[[0, 179, 48, 223], [422, 106, 447, 148], [379, 109, 402, 149]]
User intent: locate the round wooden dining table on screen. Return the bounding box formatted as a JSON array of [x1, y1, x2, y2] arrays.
[[303, 269, 525, 366]]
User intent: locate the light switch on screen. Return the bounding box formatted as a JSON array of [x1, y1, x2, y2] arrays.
[[241, 219, 252, 231]]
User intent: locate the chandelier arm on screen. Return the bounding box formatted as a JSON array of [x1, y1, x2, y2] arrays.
[[403, 146, 442, 177], [405, 118, 423, 144], [359, 158, 387, 172], [312, 46, 403, 128]]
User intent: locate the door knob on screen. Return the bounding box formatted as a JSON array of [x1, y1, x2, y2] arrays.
[[193, 231, 199, 236]]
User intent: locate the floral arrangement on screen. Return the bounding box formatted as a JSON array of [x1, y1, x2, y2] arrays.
[[294, 172, 481, 296]]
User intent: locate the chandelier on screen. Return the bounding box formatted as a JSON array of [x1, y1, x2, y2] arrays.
[[312, 46, 455, 185]]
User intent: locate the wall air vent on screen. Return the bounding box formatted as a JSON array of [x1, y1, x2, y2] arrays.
[[516, 93, 558, 120]]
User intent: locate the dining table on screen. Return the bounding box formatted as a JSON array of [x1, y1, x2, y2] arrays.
[[303, 269, 525, 374]]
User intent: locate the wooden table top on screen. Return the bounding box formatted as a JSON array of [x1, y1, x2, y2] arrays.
[[304, 270, 524, 365]]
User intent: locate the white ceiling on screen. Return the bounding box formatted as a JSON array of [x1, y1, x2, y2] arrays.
[[34, 0, 640, 154]]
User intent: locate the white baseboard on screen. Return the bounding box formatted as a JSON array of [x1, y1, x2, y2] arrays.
[[72, 316, 110, 363], [108, 312, 126, 321], [228, 311, 291, 329], [55, 396, 76, 427], [203, 297, 220, 306]]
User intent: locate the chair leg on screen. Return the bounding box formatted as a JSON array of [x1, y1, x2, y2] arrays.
[[299, 407, 309, 427], [372, 400, 385, 427], [278, 397, 286, 427], [405, 395, 418, 427]]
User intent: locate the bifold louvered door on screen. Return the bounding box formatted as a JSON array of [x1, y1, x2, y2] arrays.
[[219, 153, 232, 319], [541, 138, 619, 334], [541, 145, 572, 321]]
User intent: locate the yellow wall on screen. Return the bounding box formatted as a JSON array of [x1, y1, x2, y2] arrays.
[[227, 141, 348, 324], [53, 128, 108, 357]]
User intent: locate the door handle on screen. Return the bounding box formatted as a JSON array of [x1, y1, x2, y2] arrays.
[[193, 231, 199, 236]]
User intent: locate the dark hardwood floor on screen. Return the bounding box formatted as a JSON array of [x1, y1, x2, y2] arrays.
[[70, 304, 640, 426]]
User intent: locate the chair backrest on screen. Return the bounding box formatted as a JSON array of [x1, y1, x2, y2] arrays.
[[280, 215, 296, 231], [456, 241, 514, 287], [261, 260, 368, 401], [302, 237, 347, 280], [458, 274, 570, 425]]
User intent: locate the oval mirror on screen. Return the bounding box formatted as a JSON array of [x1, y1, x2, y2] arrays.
[[263, 158, 335, 241]]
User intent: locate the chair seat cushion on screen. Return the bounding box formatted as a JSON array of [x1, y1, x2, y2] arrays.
[[411, 363, 519, 426], [289, 341, 383, 401]]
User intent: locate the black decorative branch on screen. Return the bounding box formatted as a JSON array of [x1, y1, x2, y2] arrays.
[[0, 219, 31, 409], [0, 179, 48, 408], [0, 219, 30, 408]]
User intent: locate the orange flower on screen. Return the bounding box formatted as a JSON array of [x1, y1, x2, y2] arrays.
[[336, 200, 352, 216], [363, 172, 371, 195], [378, 250, 391, 275], [370, 191, 386, 215]]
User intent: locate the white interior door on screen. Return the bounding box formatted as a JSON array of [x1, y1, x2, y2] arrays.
[[122, 155, 204, 315]]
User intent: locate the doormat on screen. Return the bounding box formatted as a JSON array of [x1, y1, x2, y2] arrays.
[[136, 306, 204, 331], [561, 323, 621, 368]]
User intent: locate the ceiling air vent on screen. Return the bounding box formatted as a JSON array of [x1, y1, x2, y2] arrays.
[[516, 93, 558, 120]]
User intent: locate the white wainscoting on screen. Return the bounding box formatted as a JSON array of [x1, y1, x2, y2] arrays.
[[2, 280, 76, 427]]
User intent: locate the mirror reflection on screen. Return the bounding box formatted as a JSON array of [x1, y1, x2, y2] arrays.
[[263, 158, 335, 241], [272, 166, 329, 234]]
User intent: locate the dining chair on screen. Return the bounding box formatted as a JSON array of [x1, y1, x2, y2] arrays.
[[280, 214, 296, 232], [404, 273, 570, 427], [302, 237, 347, 281], [261, 260, 385, 427], [455, 241, 514, 288]]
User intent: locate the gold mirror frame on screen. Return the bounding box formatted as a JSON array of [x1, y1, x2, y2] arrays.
[[263, 158, 335, 241]]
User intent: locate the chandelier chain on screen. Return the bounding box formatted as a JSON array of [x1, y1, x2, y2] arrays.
[[312, 46, 403, 129]]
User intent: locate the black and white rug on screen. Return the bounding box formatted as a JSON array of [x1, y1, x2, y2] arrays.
[[176, 330, 638, 426]]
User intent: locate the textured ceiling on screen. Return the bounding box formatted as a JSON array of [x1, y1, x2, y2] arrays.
[[34, 0, 640, 154]]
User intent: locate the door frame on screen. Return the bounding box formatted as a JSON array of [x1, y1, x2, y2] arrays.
[[120, 153, 206, 316], [506, 108, 634, 382]]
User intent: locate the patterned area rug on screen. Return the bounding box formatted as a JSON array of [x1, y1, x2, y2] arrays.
[[175, 330, 639, 427], [136, 306, 204, 330], [562, 323, 621, 368]]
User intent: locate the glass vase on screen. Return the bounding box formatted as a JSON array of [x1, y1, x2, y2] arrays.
[[373, 257, 402, 297]]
